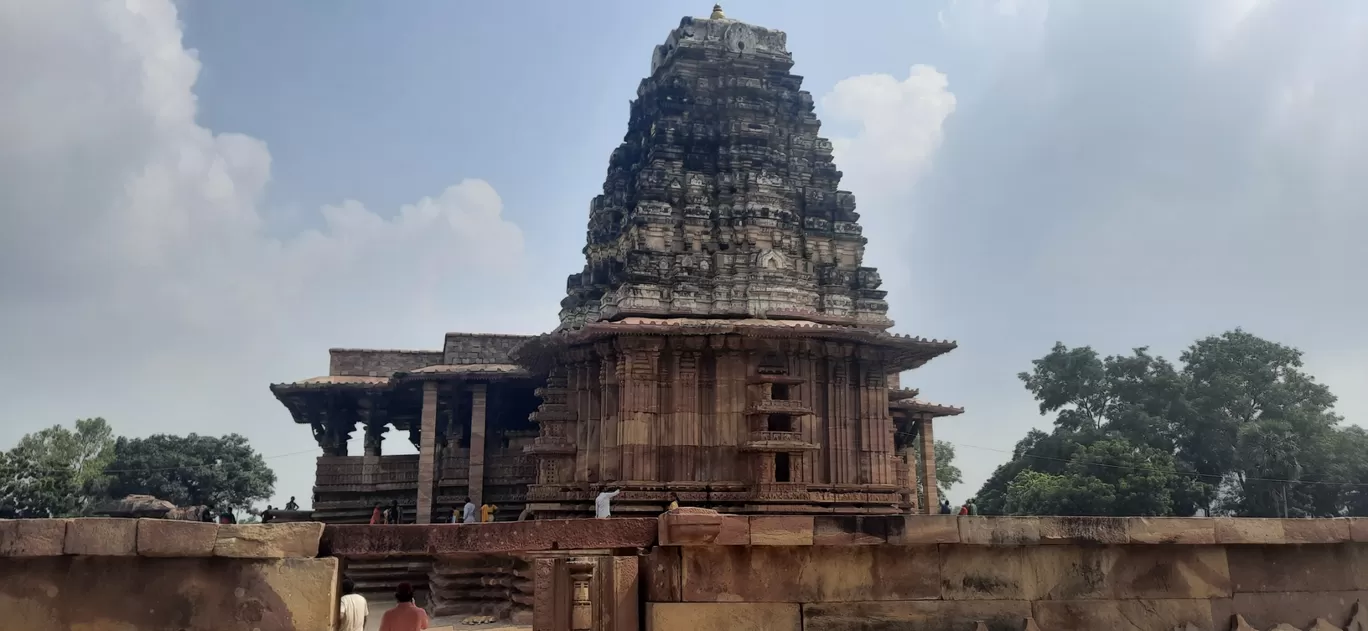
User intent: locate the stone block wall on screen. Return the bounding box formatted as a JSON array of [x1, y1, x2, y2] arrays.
[[650, 512, 1368, 631], [442, 333, 532, 365], [329, 348, 444, 376], [0, 518, 335, 631]]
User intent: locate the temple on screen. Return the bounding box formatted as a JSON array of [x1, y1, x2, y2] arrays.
[[271, 6, 962, 528]]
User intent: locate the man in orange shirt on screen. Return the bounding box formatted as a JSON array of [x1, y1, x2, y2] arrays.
[[379, 583, 428, 631]]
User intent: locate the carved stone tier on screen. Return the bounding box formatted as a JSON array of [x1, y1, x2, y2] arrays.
[[515, 317, 953, 516], [558, 11, 894, 329]]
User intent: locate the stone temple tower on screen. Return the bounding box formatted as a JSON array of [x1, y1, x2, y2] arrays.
[[516, 7, 958, 516]]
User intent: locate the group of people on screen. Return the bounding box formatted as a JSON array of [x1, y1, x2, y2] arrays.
[[336, 579, 428, 631], [369, 500, 404, 525], [938, 497, 978, 515]]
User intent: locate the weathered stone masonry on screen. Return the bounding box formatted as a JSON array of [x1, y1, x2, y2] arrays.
[[270, 7, 964, 526]]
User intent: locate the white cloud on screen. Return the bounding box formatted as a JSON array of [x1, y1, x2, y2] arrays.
[[0, 0, 535, 503], [901, 0, 1368, 497], [819, 65, 957, 301], [824, 65, 957, 198]]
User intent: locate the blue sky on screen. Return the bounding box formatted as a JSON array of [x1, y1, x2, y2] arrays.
[[3, 0, 1366, 508]]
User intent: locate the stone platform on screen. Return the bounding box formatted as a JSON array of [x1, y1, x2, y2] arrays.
[[8, 514, 1368, 630]]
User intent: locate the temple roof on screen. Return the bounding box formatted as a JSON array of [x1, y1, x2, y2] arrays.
[[271, 375, 391, 390], [514, 317, 956, 373], [890, 398, 965, 417], [556, 8, 894, 330], [888, 388, 921, 401], [400, 363, 530, 378]]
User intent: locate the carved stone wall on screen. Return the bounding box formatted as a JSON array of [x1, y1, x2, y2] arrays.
[[526, 332, 905, 514], [559, 13, 890, 328]]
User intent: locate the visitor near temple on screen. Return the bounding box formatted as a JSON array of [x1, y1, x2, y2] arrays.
[[462, 499, 477, 524], [285, 496, 299, 511], [337, 578, 367, 631], [940, 499, 952, 515], [378, 583, 428, 631], [369, 503, 383, 525], [595, 489, 620, 518], [480, 503, 498, 523]]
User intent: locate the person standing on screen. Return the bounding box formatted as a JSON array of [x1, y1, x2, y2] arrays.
[[369, 503, 384, 525], [285, 496, 299, 511], [967, 499, 979, 516], [337, 578, 367, 631], [939, 498, 952, 515], [378, 583, 428, 631], [595, 488, 621, 518], [666, 493, 679, 512], [389, 500, 401, 525], [462, 498, 478, 524], [480, 504, 498, 523]]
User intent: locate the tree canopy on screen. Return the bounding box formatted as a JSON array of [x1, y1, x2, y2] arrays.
[[977, 329, 1359, 517], [1, 422, 275, 517], [914, 440, 963, 500], [104, 434, 276, 511], [0, 418, 115, 517]]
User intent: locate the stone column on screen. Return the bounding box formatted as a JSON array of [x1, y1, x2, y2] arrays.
[[900, 445, 919, 513], [918, 417, 938, 515], [417, 381, 439, 524], [468, 383, 489, 507], [363, 413, 387, 458]]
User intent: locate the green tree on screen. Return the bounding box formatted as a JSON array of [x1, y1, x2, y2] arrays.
[[981, 330, 1358, 518], [1178, 330, 1342, 517], [102, 433, 276, 511], [1003, 438, 1198, 516], [914, 440, 963, 498], [0, 418, 116, 517]]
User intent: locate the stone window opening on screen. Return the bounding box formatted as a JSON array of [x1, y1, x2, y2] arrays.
[[771, 383, 790, 400], [774, 452, 791, 482], [767, 413, 793, 432]]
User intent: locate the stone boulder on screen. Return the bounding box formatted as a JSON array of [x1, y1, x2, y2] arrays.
[[90, 494, 175, 518]]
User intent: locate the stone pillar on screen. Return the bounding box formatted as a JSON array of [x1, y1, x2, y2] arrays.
[[918, 417, 938, 515], [468, 383, 489, 507], [363, 413, 388, 458], [417, 381, 439, 524], [900, 445, 919, 513], [569, 559, 595, 631], [533, 558, 572, 631]]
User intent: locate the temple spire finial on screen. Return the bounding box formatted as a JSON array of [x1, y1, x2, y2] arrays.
[[710, 4, 726, 19]]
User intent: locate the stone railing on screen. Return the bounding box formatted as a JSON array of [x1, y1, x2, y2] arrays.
[[0, 518, 332, 631], [744, 399, 813, 416], [743, 431, 819, 452]]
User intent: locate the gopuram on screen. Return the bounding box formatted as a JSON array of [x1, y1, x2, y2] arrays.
[[271, 5, 962, 527]]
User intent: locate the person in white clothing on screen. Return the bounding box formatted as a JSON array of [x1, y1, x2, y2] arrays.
[[336, 578, 367, 631], [595, 488, 621, 518], [462, 498, 478, 524]]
